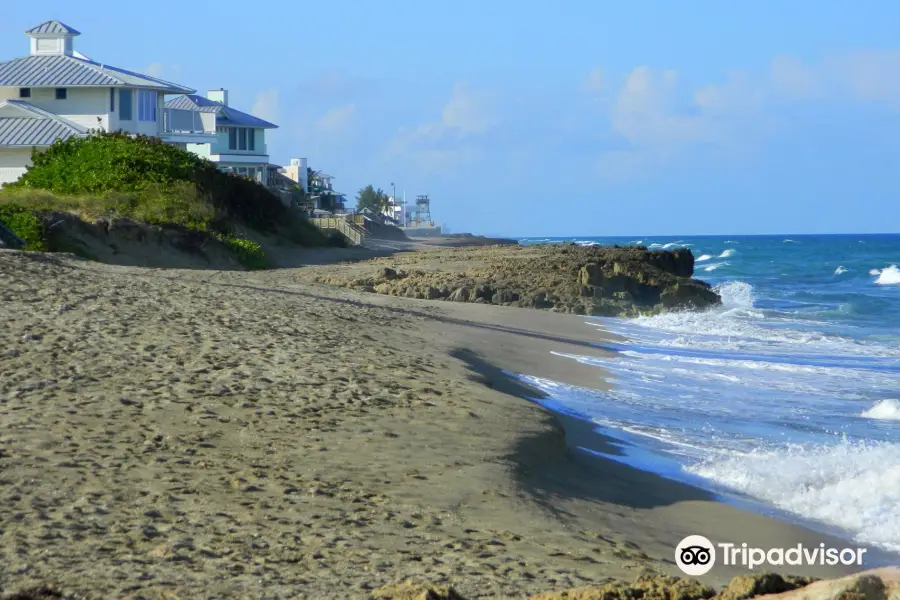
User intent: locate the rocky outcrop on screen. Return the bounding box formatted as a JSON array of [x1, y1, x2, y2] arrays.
[[363, 570, 900, 600], [370, 580, 466, 599], [314, 244, 721, 317]]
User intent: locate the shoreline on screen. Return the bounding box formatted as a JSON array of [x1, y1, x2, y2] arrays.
[[1, 247, 896, 598], [409, 299, 900, 582]]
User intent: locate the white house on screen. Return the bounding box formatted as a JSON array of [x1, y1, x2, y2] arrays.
[[280, 157, 309, 193], [382, 195, 408, 225], [0, 20, 208, 186], [164, 90, 278, 185]]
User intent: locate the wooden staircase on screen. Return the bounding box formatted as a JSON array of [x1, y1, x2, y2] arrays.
[[308, 216, 366, 246]]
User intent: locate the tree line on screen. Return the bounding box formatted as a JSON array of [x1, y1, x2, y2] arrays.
[[355, 185, 391, 214]]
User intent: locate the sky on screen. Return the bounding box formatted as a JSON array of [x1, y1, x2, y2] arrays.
[[3, 1, 900, 237]]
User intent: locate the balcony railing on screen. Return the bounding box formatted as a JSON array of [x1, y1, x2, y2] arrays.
[[163, 108, 208, 134]]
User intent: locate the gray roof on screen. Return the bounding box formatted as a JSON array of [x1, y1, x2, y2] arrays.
[[0, 100, 88, 147], [0, 54, 194, 93], [164, 94, 278, 128], [26, 21, 81, 36]]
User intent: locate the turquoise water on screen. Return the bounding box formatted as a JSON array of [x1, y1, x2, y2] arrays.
[[517, 234, 900, 551]]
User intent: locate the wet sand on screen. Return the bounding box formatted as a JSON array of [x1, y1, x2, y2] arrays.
[[0, 248, 892, 599]]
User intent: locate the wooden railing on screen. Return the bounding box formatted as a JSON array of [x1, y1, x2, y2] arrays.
[[308, 217, 366, 246]]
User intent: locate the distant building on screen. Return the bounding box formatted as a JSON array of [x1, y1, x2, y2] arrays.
[[306, 170, 347, 213], [280, 158, 309, 193], [0, 20, 201, 186], [382, 196, 408, 225], [164, 90, 278, 185]]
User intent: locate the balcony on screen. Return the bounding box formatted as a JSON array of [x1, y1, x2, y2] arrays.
[[160, 108, 217, 145]]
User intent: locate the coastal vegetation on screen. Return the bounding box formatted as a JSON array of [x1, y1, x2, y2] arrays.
[[356, 184, 392, 213], [0, 204, 46, 251], [0, 132, 326, 267]]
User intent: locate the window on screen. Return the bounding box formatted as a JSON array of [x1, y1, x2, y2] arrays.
[[55, 88, 67, 100], [248, 129, 255, 151], [137, 90, 157, 122], [36, 38, 60, 53], [18, 88, 30, 98], [119, 89, 133, 120], [228, 128, 237, 150], [110, 88, 115, 111], [238, 128, 247, 150]]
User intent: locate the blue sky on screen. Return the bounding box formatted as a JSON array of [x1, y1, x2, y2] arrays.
[[3, 1, 900, 236]]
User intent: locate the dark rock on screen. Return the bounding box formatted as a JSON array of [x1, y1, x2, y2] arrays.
[[491, 290, 519, 304], [448, 287, 470, 302], [0, 221, 25, 250], [319, 244, 721, 318], [473, 284, 494, 302]]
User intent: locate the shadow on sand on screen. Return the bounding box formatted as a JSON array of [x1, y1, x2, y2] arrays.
[[447, 347, 715, 518]]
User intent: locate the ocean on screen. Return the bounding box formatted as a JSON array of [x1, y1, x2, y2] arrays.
[[517, 234, 900, 552]]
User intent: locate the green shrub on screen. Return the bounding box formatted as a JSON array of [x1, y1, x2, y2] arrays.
[[285, 212, 328, 246], [7, 132, 287, 232], [218, 234, 267, 270], [0, 185, 215, 232], [0, 205, 47, 251]]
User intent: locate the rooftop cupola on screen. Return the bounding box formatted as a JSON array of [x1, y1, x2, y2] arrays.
[[26, 20, 80, 57]]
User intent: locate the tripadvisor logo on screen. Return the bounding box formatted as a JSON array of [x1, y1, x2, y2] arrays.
[[676, 535, 716, 576], [675, 535, 869, 576]]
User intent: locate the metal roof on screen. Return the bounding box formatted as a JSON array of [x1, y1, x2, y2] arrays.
[[164, 94, 278, 128], [25, 21, 81, 36], [0, 100, 87, 147], [0, 54, 194, 93], [164, 94, 221, 113]]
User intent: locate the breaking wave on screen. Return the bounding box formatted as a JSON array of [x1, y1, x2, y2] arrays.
[[861, 399, 900, 421], [874, 265, 900, 285]]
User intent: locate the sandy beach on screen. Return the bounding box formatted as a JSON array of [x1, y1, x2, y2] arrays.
[[0, 246, 892, 599]]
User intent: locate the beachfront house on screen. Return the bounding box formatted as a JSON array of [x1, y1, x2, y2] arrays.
[[280, 158, 309, 193], [382, 196, 408, 226], [307, 170, 347, 213], [163, 90, 278, 185], [0, 20, 206, 186]]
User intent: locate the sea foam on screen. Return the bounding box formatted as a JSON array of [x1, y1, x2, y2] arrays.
[[862, 399, 900, 421], [696, 254, 712, 262], [874, 265, 900, 285], [835, 266, 848, 275], [687, 440, 900, 551], [719, 249, 736, 258], [703, 262, 728, 272]]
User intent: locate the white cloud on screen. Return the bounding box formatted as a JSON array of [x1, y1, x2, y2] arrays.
[[770, 55, 820, 101], [610, 67, 712, 151], [767, 50, 900, 108], [144, 62, 180, 81], [694, 70, 765, 115], [826, 49, 900, 107], [440, 83, 495, 134], [385, 83, 495, 173], [314, 104, 357, 136], [251, 89, 280, 124], [594, 65, 773, 182]]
